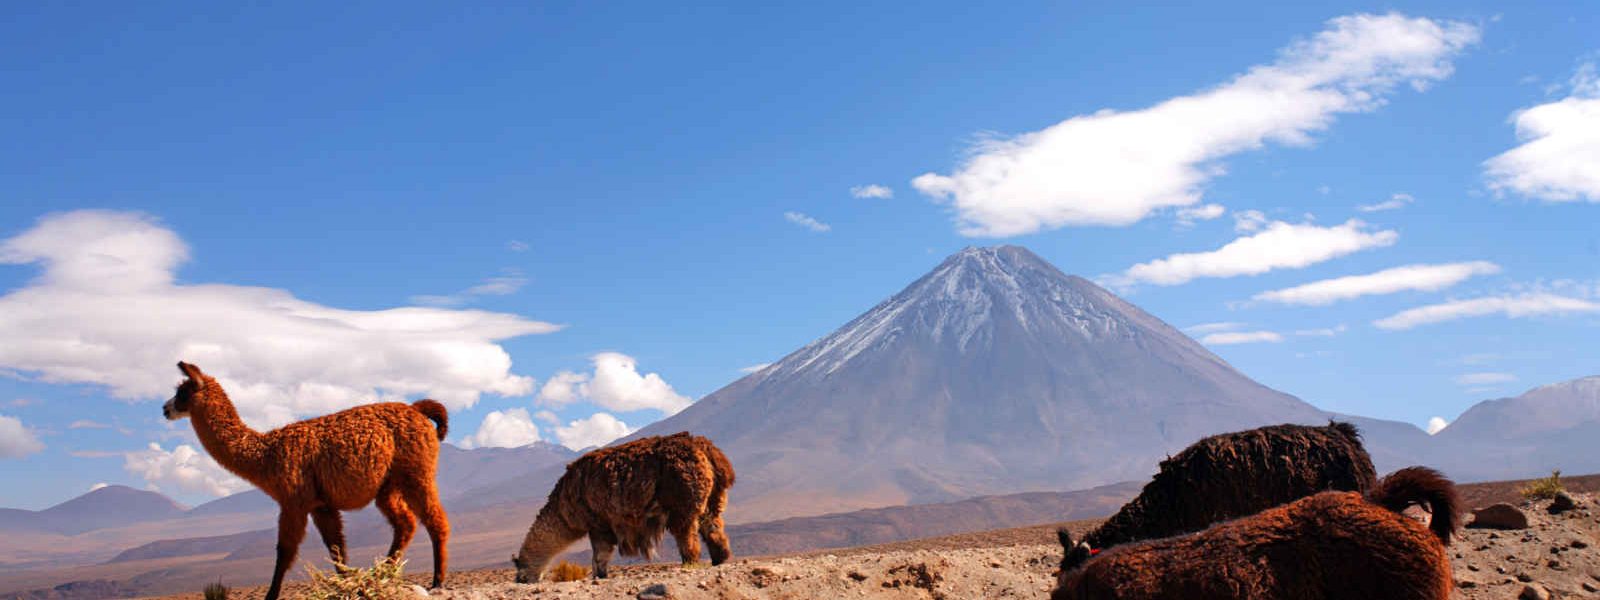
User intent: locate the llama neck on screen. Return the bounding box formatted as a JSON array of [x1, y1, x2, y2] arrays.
[[517, 506, 585, 574], [190, 384, 269, 478]]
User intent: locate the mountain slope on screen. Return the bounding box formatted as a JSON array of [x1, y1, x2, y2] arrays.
[[632, 246, 1343, 520], [1434, 376, 1600, 478], [0, 486, 185, 536]]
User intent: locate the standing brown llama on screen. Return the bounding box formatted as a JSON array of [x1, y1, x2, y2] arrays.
[[162, 362, 450, 600], [511, 432, 735, 583], [1052, 466, 1461, 600], [1058, 421, 1377, 573]]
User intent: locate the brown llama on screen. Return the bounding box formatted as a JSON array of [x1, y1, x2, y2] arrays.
[[511, 432, 735, 583], [1058, 421, 1376, 573], [1053, 466, 1461, 600], [162, 362, 450, 600]]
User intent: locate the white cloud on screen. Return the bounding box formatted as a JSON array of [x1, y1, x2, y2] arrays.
[[69, 419, 112, 430], [1357, 192, 1415, 212], [1294, 324, 1348, 337], [1485, 62, 1600, 202], [410, 272, 529, 307], [1184, 322, 1247, 334], [0, 211, 557, 429], [1232, 210, 1269, 233], [89, 482, 109, 491], [1454, 372, 1517, 386], [506, 240, 529, 252], [537, 352, 692, 415], [850, 184, 894, 199], [784, 211, 832, 233], [911, 13, 1479, 236], [0, 414, 44, 458], [1114, 219, 1397, 287], [533, 410, 560, 426], [1374, 293, 1600, 330], [1200, 331, 1284, 345], [1426, 417, 1449, 435], [552, 412, 635, 451], [124, 442, 249, 497], [738, 363, 772, 374], [459, 408, 542, 449], [1253, 261, 1501, 306], [1175, 204, 1226, 227]]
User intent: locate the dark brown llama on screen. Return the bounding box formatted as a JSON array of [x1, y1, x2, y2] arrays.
[[1059, 421, 1376, 572], [511, 432, 735, 583], [1053, 466, 1461, 600], [162, 362, 450, 600]]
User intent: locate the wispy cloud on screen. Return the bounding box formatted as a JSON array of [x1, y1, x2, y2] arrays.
[[784, 211, 832, 233], [506, 240, 530, 252], [1485, 60, 1600, 202], [1357, 192, 1415, 212], [1112, 219, 1396, 287], [1454, 372, 1517, 386], [850, 184, 893, 199], [738, 363, 771, 374], [911, 13, 1479, 236], [1185, 322, 1247, 334], [1252, 261, 1501, 306], [1200, 330, 1285, 345], [1175, 204, 1226, 228], [410, 271, 529, 307], [1374, 293, 1600, 330]]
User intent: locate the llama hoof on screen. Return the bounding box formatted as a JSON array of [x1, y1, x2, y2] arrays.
[[681, 561, 707, 570]]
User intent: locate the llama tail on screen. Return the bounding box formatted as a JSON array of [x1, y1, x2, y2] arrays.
[[1367, 466, 1460, 545], [706, 442, 736, 489], [412, 399, 449, 441], [1328, 420, 1362, 442]]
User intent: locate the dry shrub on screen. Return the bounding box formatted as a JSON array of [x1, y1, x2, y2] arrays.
[[202, 581, 228, 600], [547, 560, 590, 582], [302, 557, 411, 600], [1521, 470, 1565, 500]]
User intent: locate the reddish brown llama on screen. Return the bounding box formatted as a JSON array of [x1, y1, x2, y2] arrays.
[[162, 362, 451, 600], [1053, 466, 1462, 600], [1059, 421, 1377, 573], [512, 432, 735, 583]]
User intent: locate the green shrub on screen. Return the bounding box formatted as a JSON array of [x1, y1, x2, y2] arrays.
[[302, 556, 411, 600], [1520, 469, 1565, 500]]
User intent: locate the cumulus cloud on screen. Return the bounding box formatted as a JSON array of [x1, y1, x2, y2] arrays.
[[459, 408, 542, 449], [1426, 417, 1450, 435], [850, 184, 894, 199], [1484, 62, 1600, 202], [123, 442, 248, 497], [1358, 192, 1415, 212], [533, 410, 560, 426], [912, 13, 1479, 236], [1232, 210, 1269, 233], [1454, 372, 1517, 386], [538, 353, 692, 415], [1113, 219, 1396, 287], [783, 211, 832, 233], [1253, 261, 1501, 306], [1201, 331, 1284, 345], [0, 211, 557, 428], [553, 412, 635, 451], [1374, 293, 1600, 330], [0, 414, 44, 458]]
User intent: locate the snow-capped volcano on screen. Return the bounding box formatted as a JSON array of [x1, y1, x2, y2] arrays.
[[631, 246, 1343, 520]]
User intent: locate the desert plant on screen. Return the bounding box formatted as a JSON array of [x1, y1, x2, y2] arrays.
[[203, 580, 228, 600], [302, 557, 411, 600], [547, 560, 591, 582], [1521, 469, 1565, 500]]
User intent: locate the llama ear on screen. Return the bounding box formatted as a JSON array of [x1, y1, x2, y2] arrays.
[[1057, 528, 1073, 550], [177, 361, 204, 380]]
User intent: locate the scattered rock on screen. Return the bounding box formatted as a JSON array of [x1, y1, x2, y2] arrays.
[[1517, 572, 1534, 582], [1550, 492, 1578, 514], [1518, 583, 1550, 600], [636, 582, 671, 599], [846, 570, 868, 582], [407, 584, 431, 598], [1471, 504, 1531, 530]]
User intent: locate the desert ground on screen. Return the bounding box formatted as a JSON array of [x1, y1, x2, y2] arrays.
[[137, 477, 1600, 600]]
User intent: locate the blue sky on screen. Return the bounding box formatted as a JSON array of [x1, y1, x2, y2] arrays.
[[2, 1, 1597, 509]]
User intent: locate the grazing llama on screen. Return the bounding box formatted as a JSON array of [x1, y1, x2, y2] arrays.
[[162, 362, 450, 600], [1054, 466, 1461, 600], [1060, 421, 1377, 572], [511, 432, 735, 583]]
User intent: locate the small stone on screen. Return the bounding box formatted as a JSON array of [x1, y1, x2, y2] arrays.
[[847, 571, 868, 582], [1572, 539, 1589, 549], [1550, 492, 1577, 514], [1468, 564, 1480, 571], [1584, 581, 1599, 593], [637, 583, 671, 600], [1517, 572, 1534, 582], [407, 584, 431, 598], [1456, 579, 1477, 589], [1471, 504, 1531, 530], [1518, 583, 1550, 600]]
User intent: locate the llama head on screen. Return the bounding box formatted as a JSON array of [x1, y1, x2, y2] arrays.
[[164, 361, 208, 420], [1056, 528, 1096, 572], [511, 552, 538, 584]]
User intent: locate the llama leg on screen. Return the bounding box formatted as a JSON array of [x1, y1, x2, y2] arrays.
[[374, 483, 416, 560], [589, 530, 617, 579], [310, 506, 350, 572], [401, 482, 450, 588], [669, 513, 702, 566], [699, 512, 732, 565], [265, 508, 308, 600]]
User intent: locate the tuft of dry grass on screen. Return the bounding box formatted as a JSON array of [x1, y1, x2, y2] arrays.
[[1521, 469, 1565, 500], [202, 580, 228, 600], [547, 560, 591, 582], [301, 556, 413, 600]]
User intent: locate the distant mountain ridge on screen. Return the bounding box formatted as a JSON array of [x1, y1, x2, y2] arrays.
[[0, 485, 184, 536]]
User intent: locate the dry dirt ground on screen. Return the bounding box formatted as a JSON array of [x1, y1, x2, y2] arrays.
[[151, 489, 1600, 599]]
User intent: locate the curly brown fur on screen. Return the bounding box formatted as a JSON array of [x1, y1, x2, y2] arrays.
[[162, 362, 450, 600], [1060, 421, 1376, 572], [512, 432, 735, 583], [1053, 466, 1459, 600]]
